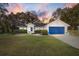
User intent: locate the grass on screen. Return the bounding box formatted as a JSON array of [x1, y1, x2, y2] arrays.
[[0, 34, 79, 56]]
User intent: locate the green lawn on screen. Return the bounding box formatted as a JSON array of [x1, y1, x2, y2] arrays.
[[0, 34, 79, 56]]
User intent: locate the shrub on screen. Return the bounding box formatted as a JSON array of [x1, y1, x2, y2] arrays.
[[41, 30, 48, 35], [16, 30, 27, 33], [35, 30, 42, 34], [69, 30, 79, 36], [35, 30, 48, 35], [68, 26, 78, 30]]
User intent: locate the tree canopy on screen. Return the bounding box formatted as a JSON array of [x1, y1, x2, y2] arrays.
[[0, 4, 43, 33], [52, 4, 79, 30]]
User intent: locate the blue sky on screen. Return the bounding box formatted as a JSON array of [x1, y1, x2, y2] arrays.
[[21, 3, 65, 11]]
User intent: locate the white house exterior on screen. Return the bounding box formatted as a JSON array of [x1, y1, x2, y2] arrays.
[[45, 19, 70, 35], [18, 26, 27, 30], [26, 19, 70, 35], [35, 26, 46, 30], [17, 18, 70, 35], [27, 23, 35, 34]]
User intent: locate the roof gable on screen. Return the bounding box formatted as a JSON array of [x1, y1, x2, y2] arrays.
[[48, 19, 70, 26]]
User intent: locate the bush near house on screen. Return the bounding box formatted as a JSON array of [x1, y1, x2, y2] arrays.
[[14, 29, 27, 34], [68, 26, 78, 30], [35, 30, 48, 35], [18, 30, 27, 33], [41, 30, 48, 35], [35, 30, 42, 34], [0, 30, 27, 34], [69, 30, 79, 36]]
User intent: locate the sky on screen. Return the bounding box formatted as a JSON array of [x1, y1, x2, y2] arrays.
[[7, 3, 64, 18], [7, 3, 77, 21]]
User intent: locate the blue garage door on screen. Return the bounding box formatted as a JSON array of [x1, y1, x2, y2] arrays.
[[49, 27, 64, 34]]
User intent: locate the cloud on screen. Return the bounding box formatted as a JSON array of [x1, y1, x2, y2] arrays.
[[8, 3, 24, 14], [36, 3, 48, 11], [37, 3, 53, 19], [7, 3, 53, 19], [64, 3, 77, 8]]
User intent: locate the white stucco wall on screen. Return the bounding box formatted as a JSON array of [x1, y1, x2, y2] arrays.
[[19, 27, 27, 30], [27, 23, 35, 34], [35, 26, 47, 30]]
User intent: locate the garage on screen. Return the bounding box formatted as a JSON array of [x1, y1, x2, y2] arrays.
[[46, 18, 70, 35], [49, 27, 64, 34]]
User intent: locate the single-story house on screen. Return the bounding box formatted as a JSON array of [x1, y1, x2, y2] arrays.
[[26, 19, 70, 35], [17, 18, 70, 35]]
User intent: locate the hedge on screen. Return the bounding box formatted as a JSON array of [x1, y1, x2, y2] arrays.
[[35, 30, 48, 35], [14, 29, 27, 33]]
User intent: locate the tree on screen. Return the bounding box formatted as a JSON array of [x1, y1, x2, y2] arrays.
[[8, 12, 19, 32], [61, 4, 79, 30], [52, 4, 79, 30], [49, 17, 55, 23], [0, 3, 9, 33], [25, 11, 39, 23], [0, 3, 8, 14], [52, 8, 62, 19]]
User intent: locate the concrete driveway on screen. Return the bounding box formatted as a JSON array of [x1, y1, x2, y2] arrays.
[[52, 33, 79, 49]]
